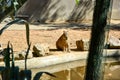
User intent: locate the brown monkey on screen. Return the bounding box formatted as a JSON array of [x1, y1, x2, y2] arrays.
[[56, 31, 70, 52]]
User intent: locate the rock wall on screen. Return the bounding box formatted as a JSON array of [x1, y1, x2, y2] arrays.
[[17, 0, 120, 23]]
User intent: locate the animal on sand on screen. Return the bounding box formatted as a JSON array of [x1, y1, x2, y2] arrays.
[[56, 31, 70, 52]]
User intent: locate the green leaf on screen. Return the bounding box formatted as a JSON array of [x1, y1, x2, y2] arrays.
[[0, 18, 30, 47], [4, 41, 11, 68], [0, 0, 27, 22], [0, 17, 30, 47], [75, 0, 80, 5], [25, 21, 30, 46], [25, 43, 31, 70], [0, 18, 21, 35]]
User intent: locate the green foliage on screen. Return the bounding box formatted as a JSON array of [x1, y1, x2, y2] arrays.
[[0, 19, 21, 35], [25, 21, 30, 47], [4, 41, 11, 68], [75, 0, 80, 5], [1, 41, 16, 80], [25, 43, 31, 70], [0, 0, 27, 22]]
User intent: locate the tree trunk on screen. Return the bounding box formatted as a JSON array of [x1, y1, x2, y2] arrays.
[[85, 0, 111, 80]]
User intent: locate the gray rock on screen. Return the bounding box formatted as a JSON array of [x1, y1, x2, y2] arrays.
[[108, 36, 120, 49], [12, 53, 20, 60], [33, 43, 50, 57], [11, 50, 33, 60], [18, 50, 33, 59]]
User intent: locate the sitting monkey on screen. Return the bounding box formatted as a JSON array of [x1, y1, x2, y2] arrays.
[[56, 31, 70, 52]]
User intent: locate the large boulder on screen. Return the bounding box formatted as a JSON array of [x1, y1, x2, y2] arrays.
[[33, 43, 50, 57]]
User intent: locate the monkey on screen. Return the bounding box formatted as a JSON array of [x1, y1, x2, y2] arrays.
[[56, 31, 70, 52]]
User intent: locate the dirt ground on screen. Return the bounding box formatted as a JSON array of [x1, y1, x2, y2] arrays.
[[0, 20, 120, 52], [0, 20, 120, 80]]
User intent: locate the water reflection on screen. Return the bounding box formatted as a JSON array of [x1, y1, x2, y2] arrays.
[[39, 63, 120, 80]]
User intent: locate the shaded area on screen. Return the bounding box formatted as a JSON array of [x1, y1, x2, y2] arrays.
[[105, 50, 120, 61], [1, 20, 120, 31], [110, 23, 120, 31], [17, 0, 62, 23], [17, 0, 93, 23], [67, 0, 93, 22], [44, 23, 92, 30], [32, 22, 120, 31]]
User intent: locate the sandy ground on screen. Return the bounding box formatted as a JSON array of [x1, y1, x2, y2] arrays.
[[0, 20, 120, 52]]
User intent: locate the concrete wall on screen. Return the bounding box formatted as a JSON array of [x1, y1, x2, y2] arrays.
[[17, 0, 120, 23]]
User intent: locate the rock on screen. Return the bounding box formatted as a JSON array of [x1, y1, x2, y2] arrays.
[[12, 53, 20, 60], [33, 43, 50, 57], [12, 50, 33, 60], [0, 48, 33, 61], [108, 36, 120, 49], [0, 45, 33, 61], [18, 50, 33, 59], [76, 39, 90, 51]]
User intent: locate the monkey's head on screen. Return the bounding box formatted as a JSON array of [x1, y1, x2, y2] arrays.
[[63, 30, 68, 40]]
